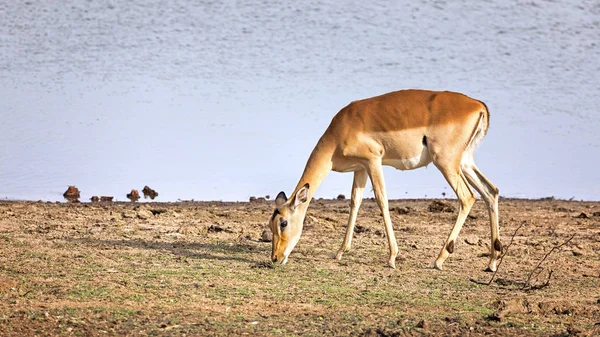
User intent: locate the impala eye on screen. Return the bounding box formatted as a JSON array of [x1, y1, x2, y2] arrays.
[[280, 220, 288, 228]]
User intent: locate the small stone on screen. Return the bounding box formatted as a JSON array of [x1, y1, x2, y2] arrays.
[[63, 186, 80, 203], [261, 229, 272, 242], [142, 185, 159, 200], [122, 210, 136, 218], [127, 189, 140, 202], [428, 200, 455, 213], [465, 237, 479, 245], [137, 209, 153, 220]]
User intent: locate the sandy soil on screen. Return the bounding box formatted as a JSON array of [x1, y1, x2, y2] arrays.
[[0, 198, 598, 336]]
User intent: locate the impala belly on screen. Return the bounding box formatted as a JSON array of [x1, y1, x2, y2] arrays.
[[382, 149, 431, 170], [379, 129, 432, 171]]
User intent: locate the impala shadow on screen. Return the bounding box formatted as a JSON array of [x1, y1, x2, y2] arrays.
[[66, 237, 269, 264]]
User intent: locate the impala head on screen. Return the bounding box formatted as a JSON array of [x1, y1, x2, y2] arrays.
[[269, 183, 310, 265]]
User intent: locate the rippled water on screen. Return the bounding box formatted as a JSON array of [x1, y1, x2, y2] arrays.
[[1, 0, 599, 201]]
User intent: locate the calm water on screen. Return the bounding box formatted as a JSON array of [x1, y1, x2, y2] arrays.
[[1, 0, 599, 202]]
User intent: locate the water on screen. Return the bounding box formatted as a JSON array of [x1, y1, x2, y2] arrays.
[[1, 0, 599, 202]]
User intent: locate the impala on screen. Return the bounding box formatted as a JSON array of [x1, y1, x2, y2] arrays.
[[268, 89, 500, 271]]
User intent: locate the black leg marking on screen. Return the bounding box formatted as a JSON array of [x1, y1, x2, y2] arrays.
[[494, 238, 503, 252], [422, 135, 428, 146], [446, 240, 455, 254]]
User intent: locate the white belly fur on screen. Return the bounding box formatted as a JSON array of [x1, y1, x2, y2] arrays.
[[382, 147, 431, 171]]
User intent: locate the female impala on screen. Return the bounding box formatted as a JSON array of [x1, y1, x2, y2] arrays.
[[268, 89, 501, 271]]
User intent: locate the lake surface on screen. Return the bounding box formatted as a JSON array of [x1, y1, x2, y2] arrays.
[[1, 0, 599, 202]]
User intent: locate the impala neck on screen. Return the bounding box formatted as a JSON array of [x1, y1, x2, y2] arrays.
[[292, 135, 335, 212]]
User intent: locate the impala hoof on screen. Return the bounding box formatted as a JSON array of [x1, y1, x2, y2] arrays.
[[434, 260, 444, 271], [485, 262, 497, 272]]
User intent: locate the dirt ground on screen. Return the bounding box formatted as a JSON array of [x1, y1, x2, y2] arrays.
[[0, 198, 599, 336]]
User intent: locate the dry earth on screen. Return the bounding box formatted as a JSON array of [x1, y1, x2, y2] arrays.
[[0, 198, 599, 336]]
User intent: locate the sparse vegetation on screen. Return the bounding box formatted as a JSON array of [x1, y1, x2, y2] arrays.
[[0, 199, 598, 336]]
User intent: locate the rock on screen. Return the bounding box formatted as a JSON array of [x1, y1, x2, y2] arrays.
[[261, 229, 272, 242], [122, 210, 137, 219], [142, 186, 159, 200], [574, 212, 589, 219], [127, 189, 140, 202], [415, 319, 428, 329], [489, 299, 530, 321], [391, 206, 412, 215], [336, 194, 346, 200], [465, 237, 479, 245], [137, 209, 153, 220], [355, 225, 369, 234], [428, 200, 455, 213], [63, 186, 80, 203]]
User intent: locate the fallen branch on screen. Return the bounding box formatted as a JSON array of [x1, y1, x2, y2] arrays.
[[522, 234, 575, 290]]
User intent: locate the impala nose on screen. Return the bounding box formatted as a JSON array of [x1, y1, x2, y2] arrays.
[[272, 256, 278, 263]]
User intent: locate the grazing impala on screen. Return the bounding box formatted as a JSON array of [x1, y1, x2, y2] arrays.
[[268, 89, 501, 271]]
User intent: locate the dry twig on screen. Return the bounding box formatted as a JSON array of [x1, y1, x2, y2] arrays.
[[522, 234, 575, 290]]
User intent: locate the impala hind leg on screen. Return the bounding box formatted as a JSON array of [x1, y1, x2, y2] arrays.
[[433, 162, 476, 271], [367, 161, 398, 268], [336, 170, 368, 260], [462, 163, 501, 271]]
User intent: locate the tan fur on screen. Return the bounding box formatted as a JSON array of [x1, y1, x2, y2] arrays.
[[269, 89, 500, 270]]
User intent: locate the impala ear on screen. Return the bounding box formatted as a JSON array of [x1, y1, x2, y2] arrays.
[[275, 191, 287, 208], [293, 183, 310, 208]]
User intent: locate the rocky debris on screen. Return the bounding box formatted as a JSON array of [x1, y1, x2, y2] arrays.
[[428, 200, 456, 213], [127, 189, 140, 202], [150, 209, 167, 216], [574, 212, 589, 219], [90, 196, 100, 203], [391, 206, 413, 215], [142, 186, 159, 200], [136, 209, 153, 220], [260, 229, 272, 242], [336, 194, 346, 200], [464, 237, 479, 245], [415, 319, 428, 329], [100, 196, 113, 202], [488, 298, 531, 321], [122, 210, 137, 218], [355, 225, 369, 234], [63, 186, 80, 203], [208, 224, 232, 233], [251, 261, 274, 269]]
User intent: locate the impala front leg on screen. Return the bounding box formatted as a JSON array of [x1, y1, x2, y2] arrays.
[[367, 162, 398, 268], [336, 170, 367, 260]]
